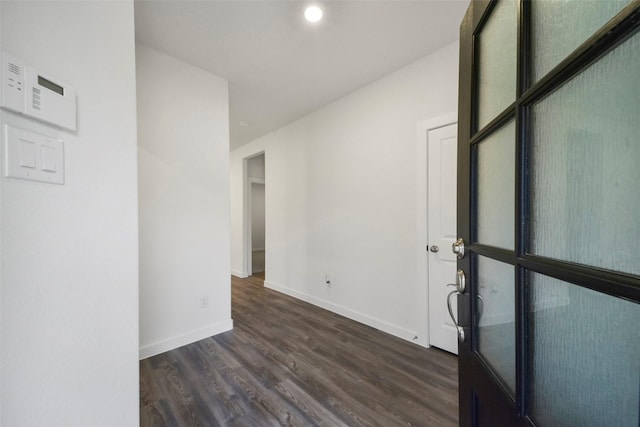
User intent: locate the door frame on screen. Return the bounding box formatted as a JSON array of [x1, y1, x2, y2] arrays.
[[416, 112, 458, 349]]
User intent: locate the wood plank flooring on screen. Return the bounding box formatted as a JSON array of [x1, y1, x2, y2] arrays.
[[140, 274, 458, 427]]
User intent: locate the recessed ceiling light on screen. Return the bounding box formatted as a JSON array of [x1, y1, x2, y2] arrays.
[[304, 5, 323, 23]]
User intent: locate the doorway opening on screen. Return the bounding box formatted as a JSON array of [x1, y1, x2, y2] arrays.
[[244, 153, 265, 279], [250, 181, 265, 275]]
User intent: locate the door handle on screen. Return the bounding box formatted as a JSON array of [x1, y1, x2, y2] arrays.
[[446, 269, 466, 343], [429, 245, 439, 253], [447, 270, 466, 292], [446, 290, 465, 343], [455, 269, 465, 292]]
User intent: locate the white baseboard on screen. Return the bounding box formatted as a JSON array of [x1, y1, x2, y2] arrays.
[[264, 280, 418, 343], [139, 319, 234, 360], [231, 269, 249, 278]]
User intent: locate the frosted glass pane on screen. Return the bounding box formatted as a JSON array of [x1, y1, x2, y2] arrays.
[[532, 0, 629, 81], [476, 120, 515, 249], [477, 256, 515, 394], [529, 273, 640, 427], [477, 0, 517, 129], [531, 31, 640, 275]]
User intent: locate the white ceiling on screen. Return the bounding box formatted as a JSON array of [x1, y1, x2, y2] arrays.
[[134, 0, 469, 150]]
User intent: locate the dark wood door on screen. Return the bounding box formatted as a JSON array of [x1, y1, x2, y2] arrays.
[[456, 1, 640, 426]]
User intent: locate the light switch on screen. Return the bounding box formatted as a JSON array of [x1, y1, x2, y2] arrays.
[[19, 140, 36, 168], [4, 124, 64, 184], [41, 145, 57, 172]]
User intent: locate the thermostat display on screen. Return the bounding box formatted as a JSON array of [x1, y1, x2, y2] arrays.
[[38, 75, 64, 96]]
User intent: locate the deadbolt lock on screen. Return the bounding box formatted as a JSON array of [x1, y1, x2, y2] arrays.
[[452, 238, 465, 259]]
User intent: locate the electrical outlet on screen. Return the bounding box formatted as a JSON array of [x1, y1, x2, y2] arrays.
[[200, 296, 209, 309]]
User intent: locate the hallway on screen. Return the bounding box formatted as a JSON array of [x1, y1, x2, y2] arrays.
[[140, 275, 458, 426]]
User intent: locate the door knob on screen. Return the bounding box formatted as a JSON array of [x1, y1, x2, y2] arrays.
[[429, 245, 439, 253]]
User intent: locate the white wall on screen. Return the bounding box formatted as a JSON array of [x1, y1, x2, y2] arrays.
[[137, 44, 232, 359], [230, 42, 459, 346], [247, 154, 265, 179], [0, 2, 139, 425]]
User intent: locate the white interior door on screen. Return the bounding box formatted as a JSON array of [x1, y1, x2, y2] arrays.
[[427, 123, 458, 354]]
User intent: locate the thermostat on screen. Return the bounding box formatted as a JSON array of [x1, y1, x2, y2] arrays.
[[1, 52, 77, 131]]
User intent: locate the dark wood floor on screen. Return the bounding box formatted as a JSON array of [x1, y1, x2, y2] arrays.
[[140, 274, 458, 426]]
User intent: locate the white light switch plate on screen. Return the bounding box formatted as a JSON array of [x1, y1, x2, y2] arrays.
[[4, 124, 64, 184]]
